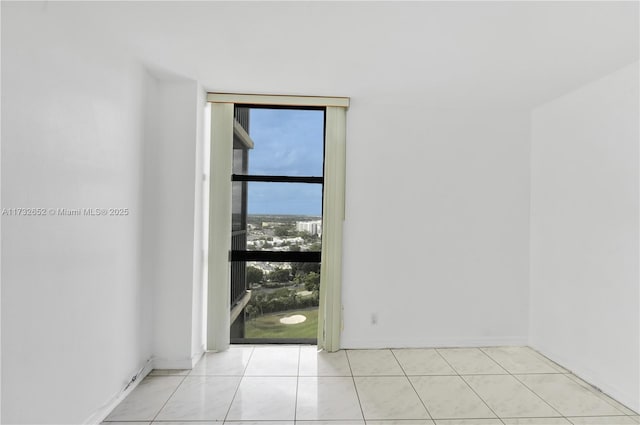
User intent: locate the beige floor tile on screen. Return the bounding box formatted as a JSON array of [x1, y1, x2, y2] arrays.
[[155, 376, 240, 421], [464, 374, 560, 418], [366, 421, 435, 425], [565, 375, 638, 416], [105, 376, 184, 421], [222, 422, 293, 425], [348, 349, 405, 376], [521, 348, 570, 373], [567, 416, 637, 424], [437, 348, 506, 375], [104, 345, 636, 425], [191, 345, 254, 376], [392, 349, 456, 375], [355, 376, 430, 420], [410, 376, 495, 419], [517, 374, 625, 417], [434, 420, 502, 425], [243, 346, 300, 376], [481, 347, 561, 374], [296, 377, 363, 420], [501, 419, 571, 424], [103, 422, 151, 425], [299, 346, 352, 376], [226, 377, 297, 421]]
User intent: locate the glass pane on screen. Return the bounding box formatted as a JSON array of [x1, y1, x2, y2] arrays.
[[241, 261, 320, 340], [248, 182, 322, 216], [247, 182, 322, 252], [233, 149, 247, 174], [232, 181, 246, 231], [232, 149, 248, 231], [242, 108, 325, 177]]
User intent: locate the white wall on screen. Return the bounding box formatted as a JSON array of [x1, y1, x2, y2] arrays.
[[191, 86, 208, 360], [1, 3, 206, 423], [342, 102, 531, 347], [144, 74, 203, 369], [1, 4, 154, 424], [0, 2, 4, 421], [530, 62, 639, 412]]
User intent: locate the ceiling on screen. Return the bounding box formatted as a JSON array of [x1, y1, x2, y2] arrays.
[[6, 1, 639, 108]]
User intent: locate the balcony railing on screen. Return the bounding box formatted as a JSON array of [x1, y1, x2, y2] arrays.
[[234, 107, 250, 133], [231, 230, 247, 307]]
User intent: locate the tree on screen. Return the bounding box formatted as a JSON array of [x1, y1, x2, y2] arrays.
[[303, 272, 320, 292], [269, 267, 290, 283], [246, 266, 264, 285], [274, 224, 294, 237], [308, 242, 322, 251], [245, 304, 258, 320], [291, 262, 320, 277]]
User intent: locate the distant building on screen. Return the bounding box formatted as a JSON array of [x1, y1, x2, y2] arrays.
[[296, 220, 322, 236], [273, 236, 305, 246]]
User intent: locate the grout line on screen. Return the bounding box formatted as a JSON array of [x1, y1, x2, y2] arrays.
[[564, 371, 638, 416], [509, 373, 570, 422], [482, 350, 571, 422], [525, 346, 571, 373], [110, 346, 639, 424], [475, 347, 511, 375], [222, 344, 257, 422], [149, 374, 189, 423], [294, 345, 301, 422], [389, 348, 434, 421], [434, 348, 506, 425], [479, 348, 635, 422], [345, 349, 367, 422], [479, 346, 567, 375], [240, 344, 256, 375], [474, 348, 568, 422]]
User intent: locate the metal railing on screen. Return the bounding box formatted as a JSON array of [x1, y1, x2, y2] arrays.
[[234, 107, 250, 133], [231, 230, 247, 307]]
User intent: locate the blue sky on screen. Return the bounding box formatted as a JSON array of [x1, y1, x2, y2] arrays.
[[247, 108, 324, 216]]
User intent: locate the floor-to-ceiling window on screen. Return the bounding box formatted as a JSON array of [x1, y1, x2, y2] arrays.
[[207, 93, 348, 352], [230, 106, 325, 343]]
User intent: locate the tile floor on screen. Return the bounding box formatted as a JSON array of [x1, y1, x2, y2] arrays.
[[103, 345, 639, 425]]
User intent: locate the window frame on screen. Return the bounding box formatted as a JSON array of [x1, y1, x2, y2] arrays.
[[206, 93, 348, 352]]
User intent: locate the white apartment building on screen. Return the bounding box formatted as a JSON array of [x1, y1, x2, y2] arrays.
[[296, 220, 322, 236]]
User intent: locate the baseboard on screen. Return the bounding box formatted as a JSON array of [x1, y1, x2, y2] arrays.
[[340, 336, 529, 349], [82, 349, 206, 424], [532, 344, 639, 414], [190, 346, 205, 367], [153, 357, 196, 369], [153, 348, 205, 370], [83, 358, 153, 425]]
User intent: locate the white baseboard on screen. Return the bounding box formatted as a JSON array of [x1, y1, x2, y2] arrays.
[[153, 357, 195, 370], [190, 346, 205, 367], [83, 349, 206, 424], [340, 336, 529, 349], [153, 348, 205, 370], [83, 358, 153, 425]]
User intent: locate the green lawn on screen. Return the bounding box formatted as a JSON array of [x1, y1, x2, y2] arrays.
[[245, 308, 318, 339]]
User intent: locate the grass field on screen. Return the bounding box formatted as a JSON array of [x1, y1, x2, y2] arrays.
[[245, 308, 318, 339]]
